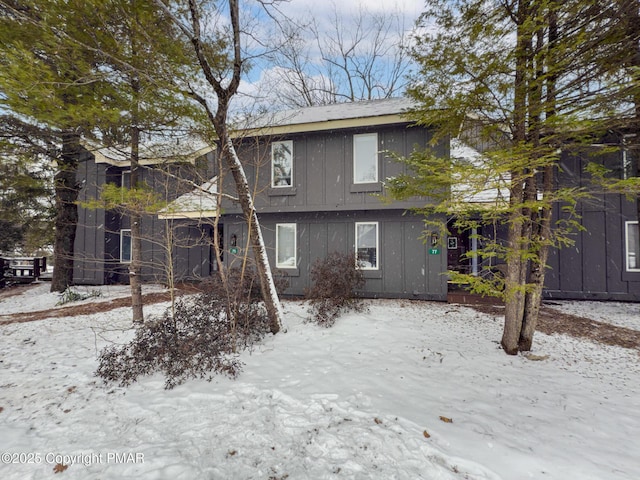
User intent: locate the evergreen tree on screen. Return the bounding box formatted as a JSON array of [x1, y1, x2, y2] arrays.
[[74, 0, 201, 323], [0, 0, 121, 291], [388, 0, 628, 354], [0, 116, 56, 254]]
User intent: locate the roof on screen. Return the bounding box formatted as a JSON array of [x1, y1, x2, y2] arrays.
[[88, 99, 418, 165], [157, 177, 218, 220], [450, 138, 510, 205], [89, 135, 212, 167], [234, 97, 418, 137]]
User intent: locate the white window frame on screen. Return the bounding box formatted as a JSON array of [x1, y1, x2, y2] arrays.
[[120, 229, 132, 263], [355, 221, 379, 270], [353, 133, 378, 184], [271, 140, 293, 188], [276, 223, 297, 269], [625, 221, 640, 272]]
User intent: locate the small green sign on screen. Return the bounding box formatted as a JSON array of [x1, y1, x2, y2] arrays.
[[230, 247, 239, 255], [429, 248, 440, 255]]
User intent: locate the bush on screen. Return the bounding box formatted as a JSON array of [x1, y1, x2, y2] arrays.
[[305, 251, 366, 327], [95, 268, 284, 389], [56, 287, 102, 305]]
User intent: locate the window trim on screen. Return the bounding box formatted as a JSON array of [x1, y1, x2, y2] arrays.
[[625, 221, 640, 272], [276, 223, 297, 269], [353, 133, 379, 184], [120, 229, 132, 264], [355, 221, 379, 270], [271, 140, 294, 188]]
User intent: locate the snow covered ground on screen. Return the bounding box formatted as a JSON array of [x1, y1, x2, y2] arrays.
[[544, 299, 640, 332], [0, 283, 639, 479]]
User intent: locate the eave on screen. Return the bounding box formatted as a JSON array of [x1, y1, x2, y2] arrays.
[[232, 113, 412, 138]]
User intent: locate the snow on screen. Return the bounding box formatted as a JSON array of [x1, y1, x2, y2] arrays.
[[0, 283, 166, 315], [543, 300, 640, 332], [1, 285, 639, 479], [158, 177, 219, 220]]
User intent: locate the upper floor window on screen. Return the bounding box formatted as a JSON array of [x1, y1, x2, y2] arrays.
[[356, 222, 378, 270], [276, 223, 297, 268], [272, 141, 293, 187], [622, 134, 637, 180], [353, 133, 378, 184], [121, 170, 131, 201], [120, 229, 132, 263], [626, 221, 639, 272], [121, 170, 131, 188]]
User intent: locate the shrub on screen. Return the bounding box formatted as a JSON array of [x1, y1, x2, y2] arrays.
[[95, 268, 284, 389], [305, 251, 366, 327], [56, 287, 102, 305]]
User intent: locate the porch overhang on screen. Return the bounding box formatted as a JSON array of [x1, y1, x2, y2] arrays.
[[158, 177, 219, 220]]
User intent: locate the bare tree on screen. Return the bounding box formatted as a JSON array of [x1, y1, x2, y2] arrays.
[[264, 2, 412, 107], [154, 0, 283, 334]]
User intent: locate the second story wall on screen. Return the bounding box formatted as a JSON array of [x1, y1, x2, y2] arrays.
[[220, 122, 444, 214]]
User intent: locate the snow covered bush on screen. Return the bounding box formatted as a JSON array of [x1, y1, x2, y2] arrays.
[[96, 269, 286, 389], [305, 251, 366, 327]]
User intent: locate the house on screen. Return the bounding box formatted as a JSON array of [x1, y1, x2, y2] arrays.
[[72, 98, 640, 301]]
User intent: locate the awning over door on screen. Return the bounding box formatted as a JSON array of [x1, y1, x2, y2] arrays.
[[158, 177, 219, 220]]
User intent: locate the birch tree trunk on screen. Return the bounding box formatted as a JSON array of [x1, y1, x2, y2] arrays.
[[219, 135, 283, 333], [154, 0, 284, 333]]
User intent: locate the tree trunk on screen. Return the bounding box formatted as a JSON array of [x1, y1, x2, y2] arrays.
[[159, 0, 284, 333], [220, 135, 283, 334], [520, 220, 551, 351], [501, 0, 531, 355], [502, 207, 527, 355], [521, 168, 554, 350], [129, 122, 144, 324], [50, 131, 80, 292], [520, 7, 558, 352]]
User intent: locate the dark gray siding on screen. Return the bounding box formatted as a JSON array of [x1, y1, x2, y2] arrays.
[[544, 149, 640, 301], [74, 155, 211, 286], [220, 211, 447, 300], [74, 155, 107, 284], [222, 123, 444, 215]]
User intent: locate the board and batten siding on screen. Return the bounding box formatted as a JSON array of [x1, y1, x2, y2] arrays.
[[544, 149, 640, 301], [221, 211, 447, 300], [222, 123, 442, 215], [73, 154, 107, 285]]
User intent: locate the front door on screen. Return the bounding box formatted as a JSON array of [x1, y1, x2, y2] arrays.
[[447, 227, 470, 274]]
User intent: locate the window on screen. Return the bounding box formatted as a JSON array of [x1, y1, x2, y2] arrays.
[[121, 170, 131, 201], [121, 170, 131, 188], [626, 221, 639, 272], [272, 141, 293, 187], [353, 133, 378, 184], [356, 222, 378, 270], [622, 135, 637, 180], [276, 223, 296, 268], [120, 229, 132, 263]]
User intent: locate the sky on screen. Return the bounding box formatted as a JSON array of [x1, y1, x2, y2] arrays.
[[233, 0, 425, 110], [271, 0, 423, 23]]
